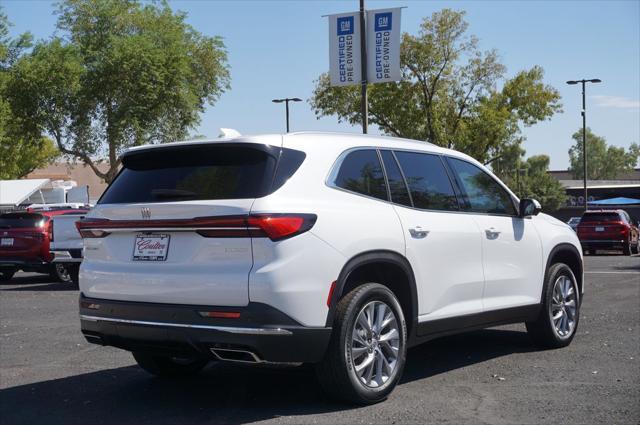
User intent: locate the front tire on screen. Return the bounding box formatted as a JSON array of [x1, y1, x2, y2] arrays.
[[132, 352, 208, 377], [316, 283, 407, 404], [526, 263, 580, 348]]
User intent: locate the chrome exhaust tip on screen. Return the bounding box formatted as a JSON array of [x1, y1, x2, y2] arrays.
[[210, 348, 262, 364]]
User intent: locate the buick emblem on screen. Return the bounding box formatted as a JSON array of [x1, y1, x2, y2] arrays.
[[141, 207, 151, 220]]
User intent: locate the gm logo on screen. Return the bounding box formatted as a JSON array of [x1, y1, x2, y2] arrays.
[[337, 16, 354, 36], [374, 12, 392, 32]]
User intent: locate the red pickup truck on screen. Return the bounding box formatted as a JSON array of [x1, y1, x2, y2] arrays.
[[0, 209, 87, 282], [577, 209, 640, 255]]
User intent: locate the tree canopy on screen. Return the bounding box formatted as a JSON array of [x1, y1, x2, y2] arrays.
[[1, 10, 58, 179], [311, 9, 562, 167], [568, 128, 639, 180], [3, 0, 230, 182]]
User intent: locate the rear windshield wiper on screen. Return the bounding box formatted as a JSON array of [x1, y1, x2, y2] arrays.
[[151, 189, 198, 200]]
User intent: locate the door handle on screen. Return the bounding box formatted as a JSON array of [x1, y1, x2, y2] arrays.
[[485, 228, 501, 239], [409, 226, 429, 239]]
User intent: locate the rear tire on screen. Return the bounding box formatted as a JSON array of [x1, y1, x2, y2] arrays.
[[316, 283, 407, 405], [51, 263, 72, 283], [67, 264, 80, 286], [0, 268, 16, 282], [623, 240, 632, 256], [132, 352, 208, 377], [526, 263, 580, 348]]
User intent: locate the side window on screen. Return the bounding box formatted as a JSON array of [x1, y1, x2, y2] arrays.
[[333, 149, 388, 201], [447, 157, 517, 215], [394, 151, 458, 211], [380, 150, 412, 207]]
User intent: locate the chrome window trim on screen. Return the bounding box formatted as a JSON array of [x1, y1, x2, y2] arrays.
[[326, 146, 521, 219]]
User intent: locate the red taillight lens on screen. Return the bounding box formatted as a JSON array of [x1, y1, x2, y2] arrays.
[[76, 219, 112, 238], [79, 229, 111, 238], [248, 214, 317, 241], [47, 220, 54, 241]]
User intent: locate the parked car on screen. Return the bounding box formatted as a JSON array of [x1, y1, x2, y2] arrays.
[[567, 216, 581, 231], [50, 210, 90, 285], [577, 209, 639, 255], [0, 208, 87, 282], [77, 132, 584, 404]]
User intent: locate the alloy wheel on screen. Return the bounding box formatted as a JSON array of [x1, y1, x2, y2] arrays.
[[550, 275, 577, 338], [349, 301, 401, 388]]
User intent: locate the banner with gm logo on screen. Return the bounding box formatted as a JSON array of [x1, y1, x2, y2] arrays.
[[366, 8, 401, 84], [328, 12, 362, 86]]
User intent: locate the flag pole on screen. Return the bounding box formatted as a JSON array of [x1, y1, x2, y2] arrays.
[[359, 0, 368, 134]]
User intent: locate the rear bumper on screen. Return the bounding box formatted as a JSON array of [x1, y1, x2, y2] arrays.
[[580, 239, 626, 249], [0, 257, 50, 272], [79, 295, 332, 363], [51, 249, 83, 263]]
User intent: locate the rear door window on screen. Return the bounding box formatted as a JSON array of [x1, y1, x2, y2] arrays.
[[380, 150, 412, 207], [333, 149, 388, 201], [99, 144, 283, 204], [394, 151, 458, 211]]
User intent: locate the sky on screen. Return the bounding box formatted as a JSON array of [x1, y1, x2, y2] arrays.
[[2, 0, 639, 170]]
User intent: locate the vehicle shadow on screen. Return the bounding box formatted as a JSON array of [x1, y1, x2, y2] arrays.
[[0, 328, 540, 425], [0, 273, 76, 291]]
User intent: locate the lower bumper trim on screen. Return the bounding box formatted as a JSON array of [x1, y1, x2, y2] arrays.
[[80, 314, 292, 336]]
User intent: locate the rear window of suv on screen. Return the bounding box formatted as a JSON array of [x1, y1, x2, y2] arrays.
[[99, 144, 304, 204], [580, 212, 621, 223], [0, 213, 45, 228]]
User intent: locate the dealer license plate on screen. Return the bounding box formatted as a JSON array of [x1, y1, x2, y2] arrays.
[[595, 226, 605, 232], [132, 234, 170, 261], [0, 238, 14, 247]]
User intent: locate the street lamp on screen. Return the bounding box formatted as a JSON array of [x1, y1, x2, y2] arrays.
[[272, 97, 302, 133], [566, 78, 601, 211]]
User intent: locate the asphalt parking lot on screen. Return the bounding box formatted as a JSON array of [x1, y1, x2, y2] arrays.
[[1, 255, 638, 425]]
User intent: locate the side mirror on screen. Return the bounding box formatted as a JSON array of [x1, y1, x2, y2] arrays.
[[519, 198, 541, 217]]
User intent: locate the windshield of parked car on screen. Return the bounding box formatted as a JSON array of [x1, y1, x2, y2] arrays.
[[0, 213, 45, 229]]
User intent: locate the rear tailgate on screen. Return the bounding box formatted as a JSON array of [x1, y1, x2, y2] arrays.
[[79, 142, 281, 307], [577, 212, 627, 241], [51, 214, 86, 251], [0, 213, 47, 261]]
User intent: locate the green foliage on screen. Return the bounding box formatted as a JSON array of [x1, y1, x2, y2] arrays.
[[310, 9, 562, 166], [0, 10, 58, 179], [498, 155, 567, 212], [3, 0, 230, 182], [568, 128, 639, 180]]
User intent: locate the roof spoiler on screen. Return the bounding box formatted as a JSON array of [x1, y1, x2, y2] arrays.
[[218, 128, 242, 138]]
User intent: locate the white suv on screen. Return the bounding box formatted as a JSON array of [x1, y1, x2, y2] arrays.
[[78, 132, 583, 404]]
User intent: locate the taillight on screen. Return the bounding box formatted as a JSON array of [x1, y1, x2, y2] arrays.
[[75, 214, 316, 241], [47, 220, 53, 241], [76, 219, 112, 238], [247, 214, 316, 241]]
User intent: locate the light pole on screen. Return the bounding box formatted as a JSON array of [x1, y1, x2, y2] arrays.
[[566, 78, 601, 211], [272, 97, 302, 133]]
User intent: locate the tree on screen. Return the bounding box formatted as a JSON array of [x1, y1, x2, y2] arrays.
[[500, 154, 566, 212], [4, 0, 230, 183], [568, 128, 640, 180], [310, 9, 562, 166], [0, 10, 58, 179]]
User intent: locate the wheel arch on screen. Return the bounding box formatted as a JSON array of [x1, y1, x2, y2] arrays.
[[544, 243, 584, 302], [326, 250, 419, 339]]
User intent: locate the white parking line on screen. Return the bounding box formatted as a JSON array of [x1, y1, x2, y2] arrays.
[[585, 271, 640, 275]]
